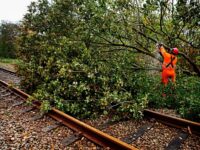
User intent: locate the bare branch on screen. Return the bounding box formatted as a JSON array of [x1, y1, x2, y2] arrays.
[[91, 37, 158, 61], [179, 51, 200, 76], [131, 27, 158, 43]]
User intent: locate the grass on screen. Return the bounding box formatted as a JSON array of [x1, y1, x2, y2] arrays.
[[0, 57, 21, 64], [0, 57, 22, 71]]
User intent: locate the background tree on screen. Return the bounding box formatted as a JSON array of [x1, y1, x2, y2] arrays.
[[0, 21, 19, 58]]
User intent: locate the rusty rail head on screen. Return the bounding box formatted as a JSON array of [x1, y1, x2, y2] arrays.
[[0, 80, 137, 150], [49, 108, 137, 150], [144, 109, 200, 136], [0, 67, 16, 75]]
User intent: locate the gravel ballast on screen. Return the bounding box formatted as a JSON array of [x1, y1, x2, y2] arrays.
[[1, 70, 200, 149]]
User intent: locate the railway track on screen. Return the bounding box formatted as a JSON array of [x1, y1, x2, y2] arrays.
[[0, 67, 200, 149], [0, 67, 20, 87], [0, 80, 136, 149], [0, 67, 16, 75]]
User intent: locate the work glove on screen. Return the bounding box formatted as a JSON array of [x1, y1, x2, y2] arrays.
[[156, 43, 163, 48]]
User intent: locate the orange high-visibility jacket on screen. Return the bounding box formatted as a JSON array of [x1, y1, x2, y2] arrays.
[[159, 46, 177, 85]]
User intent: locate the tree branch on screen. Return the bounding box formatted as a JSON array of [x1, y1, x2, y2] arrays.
[[92, 36, 158, 61], [179, 51, 200, 76]]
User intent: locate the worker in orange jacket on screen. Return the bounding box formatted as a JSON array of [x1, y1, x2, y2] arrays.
[[157, 44, 179, 87]]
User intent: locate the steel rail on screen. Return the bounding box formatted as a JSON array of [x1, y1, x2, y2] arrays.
[[0, 80, 137, 150], [0, 67, 16, 75], [144, 109, 200, 136]]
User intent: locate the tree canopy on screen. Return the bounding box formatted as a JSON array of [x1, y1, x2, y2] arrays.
[[17, 0, 200, 120]]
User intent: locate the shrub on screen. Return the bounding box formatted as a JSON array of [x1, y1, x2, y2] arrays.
[[146, 74, 200, 121], [176, 76, 200, 121]]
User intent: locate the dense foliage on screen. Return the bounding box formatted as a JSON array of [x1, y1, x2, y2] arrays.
[[143, 74, 200, 121], [17, 0, 200, 120], [0, 22, 19, 58]]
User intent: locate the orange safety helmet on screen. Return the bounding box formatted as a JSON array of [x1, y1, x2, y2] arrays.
[[172, 47, 179, 55]]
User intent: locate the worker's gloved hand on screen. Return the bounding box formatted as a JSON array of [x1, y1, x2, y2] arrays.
[[156, 43, 163, 48]]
